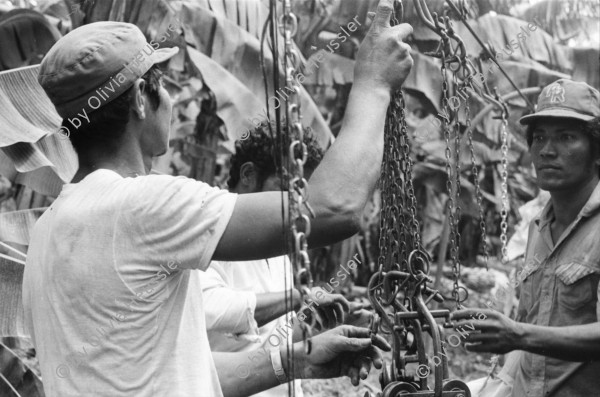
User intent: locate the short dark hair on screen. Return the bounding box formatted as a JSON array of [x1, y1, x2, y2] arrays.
[[526, 117, 600, 175], [227, 121, 323, 190], [63, 65, 163, 155]]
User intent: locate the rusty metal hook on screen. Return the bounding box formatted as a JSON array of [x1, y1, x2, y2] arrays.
[[367, 272, 396, 333], [413, 0, 437, 32]]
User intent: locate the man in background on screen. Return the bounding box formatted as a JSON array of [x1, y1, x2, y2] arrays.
[[201, 124, 372, 396]]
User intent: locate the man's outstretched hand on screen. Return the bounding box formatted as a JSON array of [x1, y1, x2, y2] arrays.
[[290, 325, 391, 386], [451, 308, 525, 354], [354, 0, 413, 93]]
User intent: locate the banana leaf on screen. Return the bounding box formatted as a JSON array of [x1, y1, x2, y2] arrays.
[[0, 65, 78, 197], [0, 206, 46, 339], [568, 46, 600, 90], [0, 257, 26, 338], [302, 50, 355, 86], [0, 9, 61, 72], [517, 0, 600, 43], [454, 13, 573, 72], [179, 1, 333, 148], [0, 208, 47, 246], [0, 339, 44, 396]]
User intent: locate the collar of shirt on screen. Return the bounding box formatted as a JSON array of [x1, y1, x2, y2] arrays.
[[534, 181, 600, 229]]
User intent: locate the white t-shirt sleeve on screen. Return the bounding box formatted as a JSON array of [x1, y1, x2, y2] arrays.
[[119, 175, 237, 271], [200, 264, 259, 336]]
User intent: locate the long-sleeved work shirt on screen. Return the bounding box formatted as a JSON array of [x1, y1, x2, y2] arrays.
[[513, 182, 600, 397]]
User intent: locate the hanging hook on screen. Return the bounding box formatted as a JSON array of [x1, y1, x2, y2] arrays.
[[413, 0, 438, 32], [392, 0, 404, 25], [493, 87, 510, 120], [445, 0, 536, 111]]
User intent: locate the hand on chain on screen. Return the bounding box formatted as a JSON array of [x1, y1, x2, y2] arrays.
[[295, 325, 391, 386], [354, 0, 413, 92], [301, 286, 351, 330]]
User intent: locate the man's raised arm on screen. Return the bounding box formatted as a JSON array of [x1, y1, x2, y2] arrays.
[[213, 0, 413, 261]]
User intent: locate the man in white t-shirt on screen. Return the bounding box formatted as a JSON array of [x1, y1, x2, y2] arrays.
[[23, 1, 415, 396]]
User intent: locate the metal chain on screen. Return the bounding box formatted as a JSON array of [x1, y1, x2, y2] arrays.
[[383, 91, 407, 276], [499, 114, 509, 263], [280, 0, 314, 363], [452, 71, 463, 306], [440, 46, 462, 309], [401, 92, 421, 251], [370, 0, 422, 365], [464, 77, 489, 265]]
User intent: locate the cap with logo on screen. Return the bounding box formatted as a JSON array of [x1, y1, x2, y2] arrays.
[[38, 21, 178, 119], [519, 79, 600, 125]]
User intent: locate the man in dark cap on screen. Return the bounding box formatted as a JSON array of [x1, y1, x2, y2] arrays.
[[453, 79, 600, 397], [22, 1, 414, 396]]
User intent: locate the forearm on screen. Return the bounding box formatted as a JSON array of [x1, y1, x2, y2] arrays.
[[255, 289, 302, 327], [519, 322, 600, 361], [306, 84, 391, 247], [214, 345, 304, 397], [214, 351, 279, 397]]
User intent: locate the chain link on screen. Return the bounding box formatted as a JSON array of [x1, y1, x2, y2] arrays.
[[452, 70, 463, 309], [464, 77, 489, 265], [440, 45, 462, 309], [280, 0, 314, 361], [499, 115, 509, 263]]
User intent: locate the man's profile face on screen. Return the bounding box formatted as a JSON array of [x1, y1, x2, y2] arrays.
[[530, 119, 599, 192]]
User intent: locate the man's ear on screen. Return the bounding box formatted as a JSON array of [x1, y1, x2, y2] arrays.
[[239, 162, 259, 188], [130, 78, 147, 120]]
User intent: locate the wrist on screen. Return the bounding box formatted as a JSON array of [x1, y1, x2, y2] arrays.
[[516, 323, 536, 351], [280, 343, 306, 380], [270, 348, 287, 384], [514, 321, 531, 351], [351, 79, 392, 99]]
